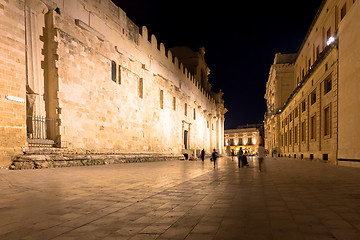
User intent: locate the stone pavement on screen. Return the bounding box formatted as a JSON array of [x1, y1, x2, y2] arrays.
[[1, 157, 360, 240]]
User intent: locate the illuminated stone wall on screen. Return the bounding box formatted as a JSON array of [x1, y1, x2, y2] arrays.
[[0, 0, 226, 167], [0, 0, 27, 167], [338, 0, 360, 167], [264, 0, 360, 166]]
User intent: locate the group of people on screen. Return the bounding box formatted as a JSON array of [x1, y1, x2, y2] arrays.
[[200, 148, 219, 168], [236, 148, 249, 168], [199, 145, 265, 170]]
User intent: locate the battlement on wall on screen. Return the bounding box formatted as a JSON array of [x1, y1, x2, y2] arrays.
[[54, 0, 218, 105]]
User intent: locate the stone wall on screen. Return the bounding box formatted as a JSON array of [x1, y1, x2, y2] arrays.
[[0, 0, 226, 168], [338, 0, 360, 166], [0, 0, 27, 167], [264, 0, 360, 165]]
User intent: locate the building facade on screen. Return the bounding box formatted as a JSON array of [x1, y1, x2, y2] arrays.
[[224, 125, 263, 156], [264, 0, 360, 167], [0, 0, 226, 168]]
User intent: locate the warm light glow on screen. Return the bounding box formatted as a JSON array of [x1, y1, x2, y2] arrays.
[[327, 36, 335, 46], [253, 138, 256, 145], [234, 138, 238, 145]]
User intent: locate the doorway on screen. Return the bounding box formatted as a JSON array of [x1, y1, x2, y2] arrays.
[[184, 130, 188, 149]]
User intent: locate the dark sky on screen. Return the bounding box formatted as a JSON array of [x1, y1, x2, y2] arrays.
[[113, 0, 324, 129]]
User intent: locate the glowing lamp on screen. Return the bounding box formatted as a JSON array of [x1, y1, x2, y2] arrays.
[[327, 36, 335, 46]]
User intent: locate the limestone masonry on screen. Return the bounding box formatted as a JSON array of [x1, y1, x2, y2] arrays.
[[264, 0, 360, 167], [0, 0, 227, 168]]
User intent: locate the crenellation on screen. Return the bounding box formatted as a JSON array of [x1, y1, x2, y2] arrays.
[[0, 0, 226, 168]]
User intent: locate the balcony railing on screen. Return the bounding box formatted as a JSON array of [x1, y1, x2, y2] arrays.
[[26, 116, 58, 147]]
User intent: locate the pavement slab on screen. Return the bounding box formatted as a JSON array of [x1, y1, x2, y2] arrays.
[[1, 157, 360, 239]]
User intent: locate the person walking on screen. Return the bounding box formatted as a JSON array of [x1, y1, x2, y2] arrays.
[[211, 149, 219, 168], [242, 151, 249, 167], [258, 144, 265, 172], [237, 147, 243, 168], [201, 149, 205, 162]]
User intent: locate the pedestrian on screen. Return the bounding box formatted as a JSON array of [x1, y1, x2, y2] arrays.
[[258, 143, 265, 172], [242, 153, 249, 167], [231, 149, 235, 161], [211, 149, 219, 168], [201, 149, 205, 162], [237, 147, 243, 168]]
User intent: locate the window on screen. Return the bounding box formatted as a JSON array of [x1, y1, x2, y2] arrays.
[[248, 137, 252, 145], [311, 115, 316, 140], [159, 90, 164, 109], [289, 130, 292, 145], [193, 108, 196, 120], [316, 45, 320, 59], [324, 76, 332, 94], [138, 78, 143, 99], [308, 59, 312, 69], [173, 97, 176, 111], [239, 138, 242, 146], [207, 121, 209, 128], [311, 90, 316, 105], [302, 100, 306, 112], [294, 126, 298, 144], [324, 106, 331, 136], [295, 107, 298, 118], [111, 61, 116, 83], [327, 27, 331, 42], [341, 3, 347, 20], [301, 121, 306, 142], [184, 103, 187, 116]]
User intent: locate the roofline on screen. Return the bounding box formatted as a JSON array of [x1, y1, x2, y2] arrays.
[[297, 0, 328, 56]]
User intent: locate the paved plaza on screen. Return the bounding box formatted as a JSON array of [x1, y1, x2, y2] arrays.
[[1, 157, 360, 240]]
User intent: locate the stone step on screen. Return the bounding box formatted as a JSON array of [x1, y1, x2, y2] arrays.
[[11, 152, 185, 170]]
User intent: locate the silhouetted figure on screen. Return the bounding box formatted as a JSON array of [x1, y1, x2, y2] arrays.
[[211, 149, 219, 168], [258, 144, 265, 172], [201, 149, 205, 161], [237, 148, 243, 168], [242, 154, 249, 167]]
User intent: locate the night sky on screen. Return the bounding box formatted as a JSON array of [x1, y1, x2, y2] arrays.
[[113, 0, 324, 129]]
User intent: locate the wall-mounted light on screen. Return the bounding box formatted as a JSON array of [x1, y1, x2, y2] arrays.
[[327, 36, 335, 46]]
